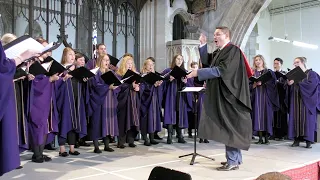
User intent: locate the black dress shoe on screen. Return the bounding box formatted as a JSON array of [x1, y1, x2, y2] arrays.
[[117, 144, 125, 149], [291, 140, 300, 147], [94, 148, 102, 153], [306, 141, 312, 149], [216, 164, 239, 171], [199, 139, 204, 143], [144, 141, 151, 146], [104, 147, 114, 152], [43, 155, 52, 162], [204, 139, 209, 143], [69, 151, 80, 155], [129, 143, 136, 148], [32, 157, 44, 163], [178, 138, 186, 144], [59, 152, 69, 157], [16, 166, 23, 169], [255, 140, 263, 144]]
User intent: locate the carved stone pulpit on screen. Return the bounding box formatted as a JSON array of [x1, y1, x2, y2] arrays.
[[166, 39, 200, 70]]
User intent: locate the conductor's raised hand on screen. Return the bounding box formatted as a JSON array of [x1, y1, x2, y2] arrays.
[[186, 70, 197, 79]]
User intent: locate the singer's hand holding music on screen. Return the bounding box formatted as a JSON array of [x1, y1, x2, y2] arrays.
[[169, 75, 175, 82], [186, 70, 197, 78], [109, 84, 118, 90], [63, 74, 73, 81], [49, 73, 60, 82], [287, 79, 294, 86], [154, 80, 163, 87], [28, 74, 35, 81]]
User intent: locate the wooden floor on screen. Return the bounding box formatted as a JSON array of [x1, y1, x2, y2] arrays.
[[1, 137, 319, 180]]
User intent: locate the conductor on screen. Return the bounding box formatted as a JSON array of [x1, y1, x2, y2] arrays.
[[187, 26, 253, 171]]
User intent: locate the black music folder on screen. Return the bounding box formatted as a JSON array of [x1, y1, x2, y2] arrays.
[[123, 69, 142, 84], [170, 66, 191, 79], [3, 35, 59, 59], [249, 70, 273, 84], [68, 67, 95, 82], [275, 71, 287, 80], [29, 60, 66, 76], [45, 60, 66, 76], [142, 72, 164, 85], [14, 68, 28, 80], [29, 61, 48, 76], [286, 66, 307, 83], [108, 54, 120, 67], [101, 71, 123, 86]]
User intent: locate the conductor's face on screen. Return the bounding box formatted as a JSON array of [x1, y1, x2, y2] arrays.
[[214, 29, 228, 48]]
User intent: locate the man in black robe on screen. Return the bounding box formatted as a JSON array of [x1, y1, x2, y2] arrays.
[[187, 26, 253, 171], [272, 58, 288, 141]]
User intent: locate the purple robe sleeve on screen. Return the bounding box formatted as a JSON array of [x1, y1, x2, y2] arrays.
[[0, 43, 16, 121], [298, 70, 319, 114]]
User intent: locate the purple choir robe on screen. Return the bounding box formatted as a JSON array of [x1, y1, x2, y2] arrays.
[[286, 70, 319, 142], [85, 58, 96, 70], [250, 69, 279, 135], [162, 68, 191, 128], [117, 73, 140, 137], [87, 70, 119, 140], [55, 77, 88, 141], [28, 75, 59, 146], [140, 81, 163, 134], [0, 43, 20, 176]]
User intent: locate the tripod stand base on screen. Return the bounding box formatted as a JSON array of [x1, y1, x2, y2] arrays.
[[179, 153, 215, 165]]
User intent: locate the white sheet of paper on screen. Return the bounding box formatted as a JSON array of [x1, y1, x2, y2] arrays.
[[181, 87, 204, 92], [4, 37, 53, 59], [90, 67, 99, 75], [42, 61, 52, 71]]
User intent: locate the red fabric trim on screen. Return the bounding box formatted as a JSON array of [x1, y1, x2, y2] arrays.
[[227, 43, 253, 78]]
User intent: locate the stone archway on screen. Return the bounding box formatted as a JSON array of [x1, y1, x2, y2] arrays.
[[198, 0, 272, 49], [169, 8, 190, 24], [218, 0, 272, 49]]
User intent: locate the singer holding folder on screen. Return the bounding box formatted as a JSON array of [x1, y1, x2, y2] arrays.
[[187, 26, 253, 171], [0, 39, 40, 175], [87, 53, 120, 153], [286, 57, 319, 148], [250, 55, 279, 145]]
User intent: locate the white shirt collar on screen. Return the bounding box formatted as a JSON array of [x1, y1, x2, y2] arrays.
[[199, 43, 207, 48], [219, 41, 230, 50]]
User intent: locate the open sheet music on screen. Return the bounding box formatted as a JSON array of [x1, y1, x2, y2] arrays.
[[3, 35, 56, 59], [181, 87, 205, 92]]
